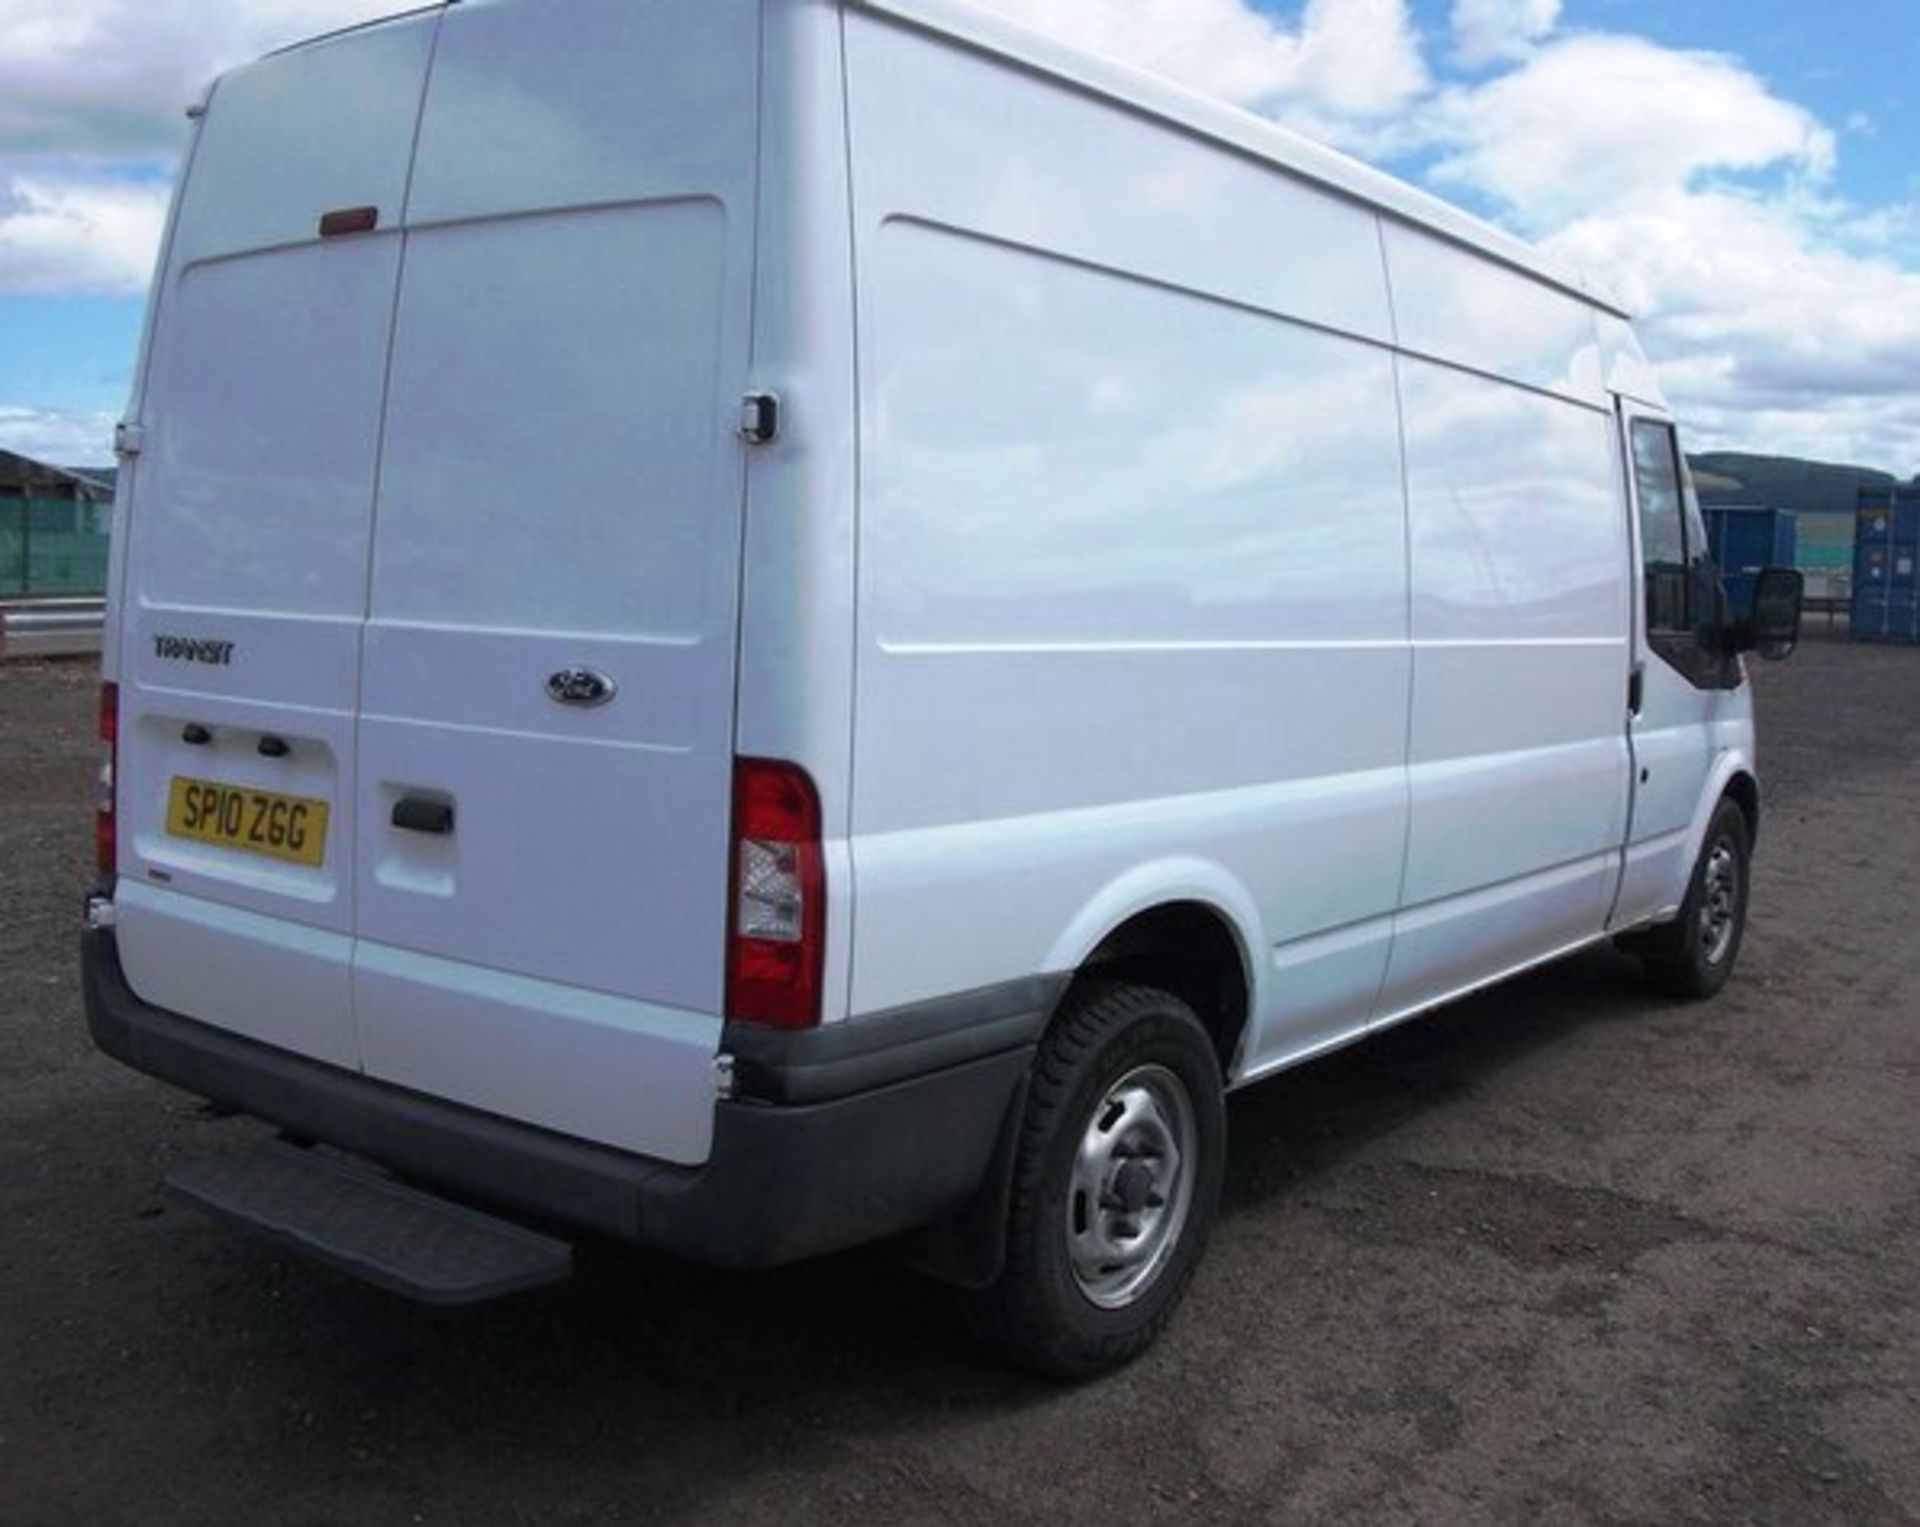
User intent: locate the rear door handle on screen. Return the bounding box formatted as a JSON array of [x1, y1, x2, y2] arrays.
[[392, 797, 454, 836]]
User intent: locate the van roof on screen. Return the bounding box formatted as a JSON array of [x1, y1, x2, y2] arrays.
[[253, 0, 1627, 321], [857, 0, 1631, 319], [261, 1, 447, 60]]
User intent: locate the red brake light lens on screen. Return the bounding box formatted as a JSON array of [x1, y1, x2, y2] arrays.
[[727, 758, 824, 1030], [96, 681, 118, 877]]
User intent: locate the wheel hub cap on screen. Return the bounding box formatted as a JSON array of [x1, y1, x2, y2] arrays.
[[1111, 1158, 1155, 1215], [1067, 1064, 1198, 1310], [1700, 839, 1740, 966]]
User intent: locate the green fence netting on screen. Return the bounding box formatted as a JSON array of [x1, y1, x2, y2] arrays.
[[0, 496, 111, 597]]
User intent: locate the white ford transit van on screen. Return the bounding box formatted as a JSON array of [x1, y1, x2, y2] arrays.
[[83, 0, 1804, 1376]]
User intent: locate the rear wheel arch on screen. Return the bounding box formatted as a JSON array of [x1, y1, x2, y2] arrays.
[[1065, 898, 1255, 1080], [907, 896, 1253, 1295]]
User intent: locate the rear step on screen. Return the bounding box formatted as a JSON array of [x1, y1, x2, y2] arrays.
[[167, 1141, 573, 1305]]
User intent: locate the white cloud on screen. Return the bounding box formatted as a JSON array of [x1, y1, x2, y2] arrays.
[[1450, 0, 1561, 67], [1425, 35, 1835, 226], [0, 0, 403, 157], [0, 404, 118, 466], [1404, 28, 1913, 467], [1544, 190, 1920, 467], [969, 0, 1427, 119], [0, 168, 170, 294], [1285, 0, 1430, 118]]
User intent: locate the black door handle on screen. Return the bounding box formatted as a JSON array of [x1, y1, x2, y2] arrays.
[[392, 797, 454, 836]]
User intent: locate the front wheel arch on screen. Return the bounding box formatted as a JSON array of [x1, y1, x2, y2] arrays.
[[1724, 771, 1761, 849]]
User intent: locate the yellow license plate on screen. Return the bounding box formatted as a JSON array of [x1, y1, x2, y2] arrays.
[[166, 777, 330, 868]]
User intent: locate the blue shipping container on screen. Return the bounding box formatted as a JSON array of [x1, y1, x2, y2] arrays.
[[1706, 506, 1797, 618], [1852, 489, 1920, 644]]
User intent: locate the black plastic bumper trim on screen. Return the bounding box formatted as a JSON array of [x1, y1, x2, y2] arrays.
[[82, 927, 1035, 1272], [723, 973, 1066, 1104]]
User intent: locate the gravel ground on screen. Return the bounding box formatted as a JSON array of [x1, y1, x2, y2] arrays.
[[2, 635, 1916, 1525]]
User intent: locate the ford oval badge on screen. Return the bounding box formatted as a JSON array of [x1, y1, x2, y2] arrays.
[[546, 668, 618, 708]]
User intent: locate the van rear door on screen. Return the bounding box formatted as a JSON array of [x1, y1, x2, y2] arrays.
[[350, 0, 762, 1164], [114, 15, 440, 1070]]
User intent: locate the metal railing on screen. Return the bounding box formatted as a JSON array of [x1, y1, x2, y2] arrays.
[[1800, 570, 1852, 629], [0, 596, 105, 659]]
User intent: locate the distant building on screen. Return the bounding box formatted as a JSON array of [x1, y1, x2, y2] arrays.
[[0, 447, 115, 598], [1791, 511, 1857, 574]]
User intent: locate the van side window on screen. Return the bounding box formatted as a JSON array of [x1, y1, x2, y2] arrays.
[[1631, 418, 1734, 687], [1631, 420, 1689, 634]]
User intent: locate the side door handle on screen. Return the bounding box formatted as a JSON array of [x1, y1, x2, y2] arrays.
[[1628, 664, 1645, 717]]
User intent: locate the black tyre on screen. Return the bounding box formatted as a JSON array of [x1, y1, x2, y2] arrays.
[[968, 982, 1226, 1379], [1639, 797, 1752, 1000]]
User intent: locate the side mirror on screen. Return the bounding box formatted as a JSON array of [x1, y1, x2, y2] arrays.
[[1738, 567, 1804, 661]]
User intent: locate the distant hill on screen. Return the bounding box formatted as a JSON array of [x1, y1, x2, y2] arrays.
[[1691, 467, 1745, 497], [1687, 452, 1900, 517]]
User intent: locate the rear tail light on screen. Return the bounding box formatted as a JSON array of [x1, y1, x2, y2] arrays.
[[727, 758, 824, 1029], [96, 681, 119, 877]]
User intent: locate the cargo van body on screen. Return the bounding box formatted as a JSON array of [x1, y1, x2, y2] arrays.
[[84, 0, 1796, 1372]]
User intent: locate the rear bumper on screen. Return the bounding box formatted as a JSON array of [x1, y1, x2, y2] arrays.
[[82, 926, 1047, 1270]]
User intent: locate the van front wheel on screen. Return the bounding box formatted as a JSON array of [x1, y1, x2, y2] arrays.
[[1639, 797, 1752, 1000], [970, 982, 1225, 1379]]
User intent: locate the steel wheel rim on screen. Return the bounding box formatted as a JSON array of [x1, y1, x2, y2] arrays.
[[1699, 838, 1741, 966], [1066, 1063, 1198, 1310]]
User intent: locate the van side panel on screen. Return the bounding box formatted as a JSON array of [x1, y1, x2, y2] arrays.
[[1382, 222, 1608, 405], [842, 10, 1413, 1065], [1376, 351, 1633, 1011], [1377, 228, 1632, 1009]]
